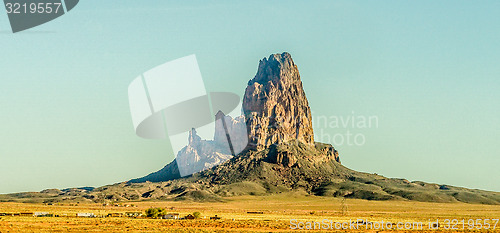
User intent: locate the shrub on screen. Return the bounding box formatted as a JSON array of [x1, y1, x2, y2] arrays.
[[145, 207, 167, 218], [193, 212, 201, 219]]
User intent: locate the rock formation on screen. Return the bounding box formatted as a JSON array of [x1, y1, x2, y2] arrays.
[[175, 128, 233, 176], [213, 111, 248, 156], [131, 51, 337, 183], [131, 110, 249, 182], [243, 52, 315, 150]]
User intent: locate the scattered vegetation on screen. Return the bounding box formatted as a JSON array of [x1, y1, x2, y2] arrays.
[[1, 195, 499, 232], [145, 207, 167, 218]]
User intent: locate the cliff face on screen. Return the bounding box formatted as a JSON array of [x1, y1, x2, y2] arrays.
[[243, 52, 314, 150]]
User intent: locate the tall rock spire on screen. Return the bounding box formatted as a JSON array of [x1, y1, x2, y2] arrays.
[[243, 52, 314, 149]]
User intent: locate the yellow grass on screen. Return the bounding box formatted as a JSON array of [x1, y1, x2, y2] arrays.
[[1, 193, 499, 232]]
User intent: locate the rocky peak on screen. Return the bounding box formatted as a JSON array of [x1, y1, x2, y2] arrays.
[[188, 128, 201, 147], [243, 52, 314, 150], [250, 52, 297, 86], [175, 111, 248, 177], [215, 110, 225, 121]]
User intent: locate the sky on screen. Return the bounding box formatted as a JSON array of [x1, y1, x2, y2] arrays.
[[0, 0, 499, 194]]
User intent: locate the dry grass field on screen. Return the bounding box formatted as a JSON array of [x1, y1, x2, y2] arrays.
[[1, 192, 499, 232]]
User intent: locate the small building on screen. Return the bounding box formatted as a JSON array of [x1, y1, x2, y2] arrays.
[[162, 213, 179, 219], [34, 212, 52, 217], [77, 213, 95, 218], [125, 212, 143, 218], [106, 213, 123, 218], [184, 214, 195, 220]]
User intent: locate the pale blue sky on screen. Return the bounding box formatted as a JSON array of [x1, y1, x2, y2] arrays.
[[0, 1, 499, 194]]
